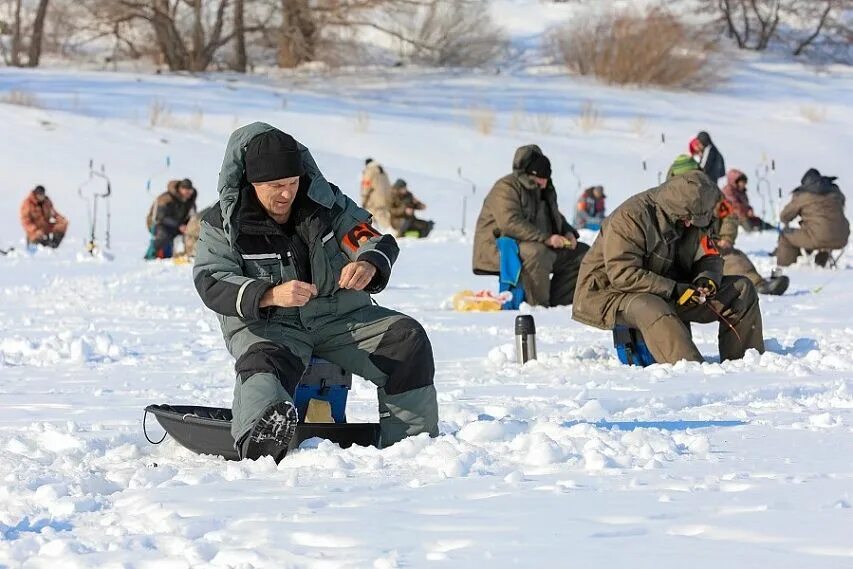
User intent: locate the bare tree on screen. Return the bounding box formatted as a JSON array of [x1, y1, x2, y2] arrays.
[[98, 0, 235, 71], [26, 0, 49, 65], [276, 0, 316, 68], [232, 0, 246, 71], [392, 0, 507, 67], [1, 0, 51, 67], [698, 0, 850, 61]]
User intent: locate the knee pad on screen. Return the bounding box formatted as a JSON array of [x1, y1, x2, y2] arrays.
[[369, 318, 435, 395], [235, 342, 305, 395], [731, 275, 758, 304]]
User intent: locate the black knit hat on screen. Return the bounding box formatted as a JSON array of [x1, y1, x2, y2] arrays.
[[392, 178, 407, 189], [526, 153, 552, 179], [245, 130, 304, 183], [178, 178, 194, 190], [33, 185, 46, 195]]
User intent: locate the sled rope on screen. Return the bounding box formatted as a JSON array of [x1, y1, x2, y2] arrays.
[[142, 408, 167, 444]]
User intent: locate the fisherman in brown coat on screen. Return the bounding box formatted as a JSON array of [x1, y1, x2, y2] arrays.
[[472, 145, 589, 307], [776, 168, 849, 267], [360, 158, 393, 229], [20, 185, 68, 248], [572, 169, 765, 364]]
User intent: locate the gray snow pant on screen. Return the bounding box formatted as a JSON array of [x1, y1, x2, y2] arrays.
[[221, 298, 439, 449]]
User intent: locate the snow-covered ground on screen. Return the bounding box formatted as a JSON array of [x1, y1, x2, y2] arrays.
[[1, 35, 852, 569]]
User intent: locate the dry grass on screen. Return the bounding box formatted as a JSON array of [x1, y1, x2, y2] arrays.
[[552, 8, 724, 90], [1, 90, 40, 108], [629, 115, 648, 136], [188, 106, 204, 130], [575, 100, 604, 133], [470, 106, 496, 135], [353, 110, 370, 133], [511, 107, 555, 135], [149, 99, 173, 127], [800, 104, 827, 123]]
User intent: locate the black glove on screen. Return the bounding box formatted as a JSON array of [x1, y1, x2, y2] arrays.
[[673, 283, 699, 306], [693, 277, 718, 298]]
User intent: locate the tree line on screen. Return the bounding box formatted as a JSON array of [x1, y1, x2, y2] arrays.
[[1, 1, 849, 72]]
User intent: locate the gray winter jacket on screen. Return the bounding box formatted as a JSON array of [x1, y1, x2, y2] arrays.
[[193, 122, 399, 322]]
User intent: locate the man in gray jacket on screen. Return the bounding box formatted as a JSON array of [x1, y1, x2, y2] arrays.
[[194, 123, 439, 461]]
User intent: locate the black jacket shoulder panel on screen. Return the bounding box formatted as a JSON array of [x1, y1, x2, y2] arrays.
[[202, 204, 224, 229]]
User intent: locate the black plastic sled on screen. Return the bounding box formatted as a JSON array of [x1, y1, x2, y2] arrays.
[[144, 404, 381, 461]]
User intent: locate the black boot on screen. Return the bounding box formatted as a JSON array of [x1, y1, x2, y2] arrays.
[[240, 400, 298, 462], [814, 251, 830, 267], [756, 276, 789, 296]]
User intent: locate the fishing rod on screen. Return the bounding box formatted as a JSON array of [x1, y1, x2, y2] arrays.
[[754, 160, 772, 223], [90, 161, 112, 250], [641, 132, 666, 183], [457, 167, 477, 236], [145, 155, 171, 193], [78, 160, 112, 254], [813, 250, 846, 293]]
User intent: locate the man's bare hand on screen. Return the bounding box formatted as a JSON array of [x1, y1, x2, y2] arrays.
[[260, 280, 318, 308], [546, 234, 576, 249], [339, 261, 377, 291]]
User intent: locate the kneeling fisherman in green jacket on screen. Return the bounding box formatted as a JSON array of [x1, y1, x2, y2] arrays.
[[194, 123, 439, 461]]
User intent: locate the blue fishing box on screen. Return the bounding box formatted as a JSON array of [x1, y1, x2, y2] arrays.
[[613, 325, 656, 367], [293, 357, 352, 423]]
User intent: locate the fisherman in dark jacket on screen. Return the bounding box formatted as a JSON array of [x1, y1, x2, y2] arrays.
[[689, 131, 726, 184], [193, 123, 439, 461], [776, 168, 850, 267], [145, 178, 197, 259]]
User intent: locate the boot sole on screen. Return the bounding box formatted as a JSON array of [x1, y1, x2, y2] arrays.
[[242, 401, 298, 463]]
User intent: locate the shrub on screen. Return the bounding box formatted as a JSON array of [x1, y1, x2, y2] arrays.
[[575, 101, 604, 133], [353, 110, 370, 133], [552, 8, 724, 90], [470, 106, 496, 135], [1, 90, 40, 107]]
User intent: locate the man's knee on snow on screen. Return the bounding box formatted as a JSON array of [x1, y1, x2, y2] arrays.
[[235, 341, 306, 395], [368, 318, 435, 395], [722, 275, 759, 317]]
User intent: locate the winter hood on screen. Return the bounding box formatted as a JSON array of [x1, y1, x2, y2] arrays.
[[511, 144, 546, 190], [166, 179, 198, 203], [794, 168, 839, 196], [216, 122, 336, 243], [648, 170, 722, 228], [726, 169, 747, 186]]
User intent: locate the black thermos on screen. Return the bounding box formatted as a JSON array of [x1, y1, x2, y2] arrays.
[[515, 315, 537, 364]]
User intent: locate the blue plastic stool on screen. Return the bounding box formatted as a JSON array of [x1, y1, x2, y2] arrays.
[[293, 357, 351, 423], [613, 325, 656, 367]]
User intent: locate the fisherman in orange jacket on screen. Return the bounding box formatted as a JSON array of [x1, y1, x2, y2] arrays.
[[20, 185, 68, 248]]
